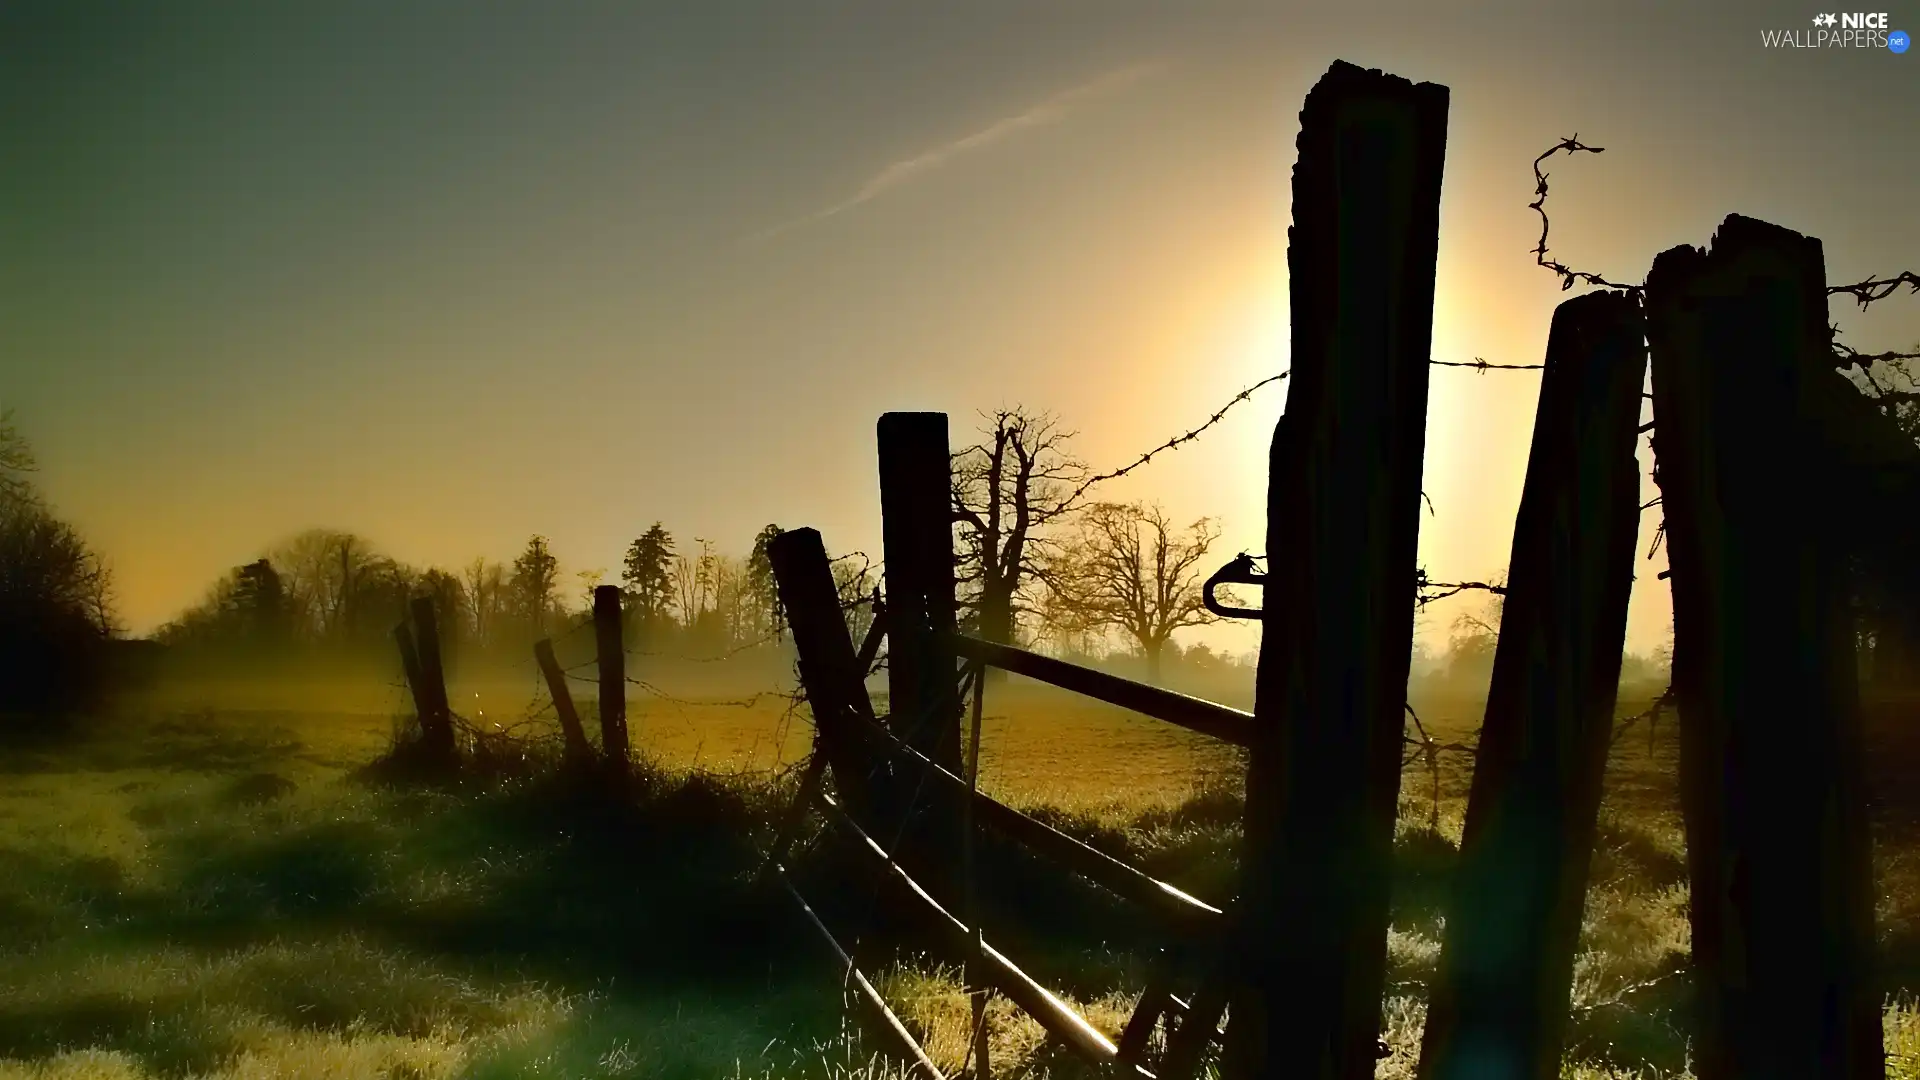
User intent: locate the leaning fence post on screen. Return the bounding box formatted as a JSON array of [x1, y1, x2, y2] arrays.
[[533, 638, 596, 769], [877, 412, 963, 883], [393, 622, 431, 725], [408, 597, 455, 762], [768, 527, 882, 829], [592, 585, 630, 779], [1228, 59, 1449, 1080], [1644, 214, 1881, 1080], [1416, 290, 1647, 1080]]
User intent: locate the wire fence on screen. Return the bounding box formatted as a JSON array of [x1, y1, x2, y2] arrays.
[[394, 134, 1912, 821]]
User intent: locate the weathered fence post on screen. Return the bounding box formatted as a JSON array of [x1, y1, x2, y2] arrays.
[[877, 412, 963, 877], [768, 527, 881, 828], [592, 585, 630, 779], [408, 597, 455, 763], [393, 622, 431, 725], [1227, 59, 1448, 1080], [1416, 290, 1647, 1080], [1644, 214, 1881, 1080], [533, 638, 596, 769]]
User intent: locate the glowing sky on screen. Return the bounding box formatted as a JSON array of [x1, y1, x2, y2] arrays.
[[4, 1, 1916, 656]]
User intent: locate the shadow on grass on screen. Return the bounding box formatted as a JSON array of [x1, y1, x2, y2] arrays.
[[11, 721, 1895, 1080], [0, 708, 309, 777]]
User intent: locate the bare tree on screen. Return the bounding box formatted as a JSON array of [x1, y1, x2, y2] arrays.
[[673, 537, 721, 629], [951, 408, 1089, 649], [1044, 501, 1222, 683], [0, 408, 39, 508], [461, 558, 508, 647], [673, 552, 699, 629], [1850, 351, 1920, 446], [0, 417, 118, 713], [271, 529, 378, 640]]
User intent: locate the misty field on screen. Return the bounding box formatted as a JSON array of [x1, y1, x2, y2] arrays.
[[4, 672, 1920, 1080]]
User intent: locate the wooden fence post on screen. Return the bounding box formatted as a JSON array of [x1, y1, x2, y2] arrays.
[[1416, 290, 1647, 1080], [393, 622, 431, 725], [1228, 59, 1449, 1080], [1644, 214, 1881, 1080], [408, 597, 455, 763], [877, 412, 963, 880], [592, 585, 630, 778], [877, 412, 962, 771], [768, 528, 881, 829], [533, 638, 597, 769]]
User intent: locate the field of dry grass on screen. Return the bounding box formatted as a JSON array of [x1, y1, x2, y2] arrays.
[[2, 667, 1919, 1079]]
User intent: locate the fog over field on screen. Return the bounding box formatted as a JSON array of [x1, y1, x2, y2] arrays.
[[4, 2, 1919, 1078]]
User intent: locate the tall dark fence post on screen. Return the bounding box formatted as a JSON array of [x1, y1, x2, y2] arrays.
[[408, 597, 455, 762], [533, 638, 596, 769], [1416, 290, 1647, 1080], [1645, 214, 1881, 1080], [592, 585, 630, 778], [393, 622, 430, 725], [1228, 60, 1448, 1080], [877, 412, 963, 875], [768, 528, 880, 827]]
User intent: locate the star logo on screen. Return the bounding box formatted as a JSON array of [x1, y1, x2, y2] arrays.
[[1813, 12, 1838, 25]]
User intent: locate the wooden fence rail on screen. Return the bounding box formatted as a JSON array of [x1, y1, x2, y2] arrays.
[[361, 57, 1898, 1080], [844, 698, 1224, 930]]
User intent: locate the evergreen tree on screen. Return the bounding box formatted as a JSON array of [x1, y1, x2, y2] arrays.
[[620, 524, 676, 626], [509, 535, 560, 638], [746, 524, 784, 641]]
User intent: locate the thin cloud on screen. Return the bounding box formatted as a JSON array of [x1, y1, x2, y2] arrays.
[[746, 60, 1168, 242]]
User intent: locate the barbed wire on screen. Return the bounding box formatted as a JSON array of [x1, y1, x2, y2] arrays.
[[1066, 352, 1548, 505], [625, 677, 783, 711], [1431, 357, 1544, 372], [1414, 569, 1508, 610], [1834, 343, 1920, 367], [1570, 967, 1690, 1018], [1058, 371, 1292, 504], [621, 628, 787, 664], [1610, 685, 1675, 750], [1829, 271, 1920, 310], [1530, 135, 1641, 295]]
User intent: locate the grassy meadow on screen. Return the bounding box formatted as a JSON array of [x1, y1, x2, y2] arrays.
[[3, 663, 1920, 1079]]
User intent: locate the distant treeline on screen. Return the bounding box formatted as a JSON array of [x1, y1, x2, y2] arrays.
[[154, 524, 849, 671]]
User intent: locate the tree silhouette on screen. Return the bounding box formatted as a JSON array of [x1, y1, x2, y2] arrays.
[[1042, 501, 1221, 683], [951, 407, 1089, 648], [417, 568, 467, 651], [621, 524, 676, 629], [462, 558, 509, 648], [232, 559, 289, 645], [0, 409, 38, 508], [509, 535, 560, 639], [747, 524, 784, 641], [0, 413, 116, 714]]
